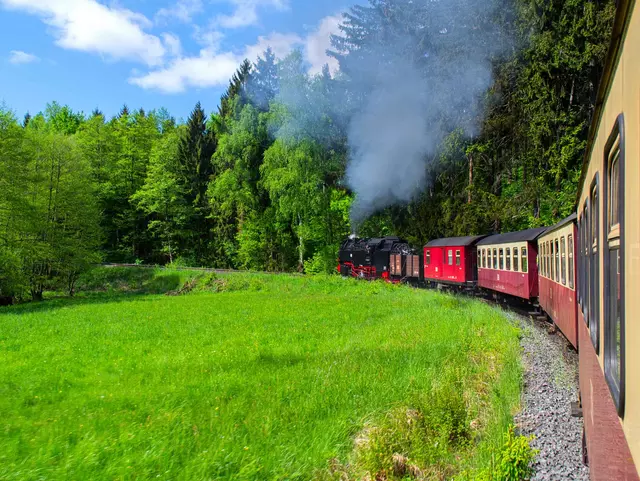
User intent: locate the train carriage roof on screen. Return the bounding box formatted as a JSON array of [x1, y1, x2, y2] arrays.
[[425, 235, 487, 247], [541, 213, 578, 236], [476, 227, 548, 246]]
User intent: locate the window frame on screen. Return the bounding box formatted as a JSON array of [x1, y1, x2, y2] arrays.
[[506, 247, 511, 270], [602, 114, 625, 417], [589, 175, 600, 353], [426, 250, 431, 266], [521, 247, 528, 273], [499, 248, 504, 270], [561, 237, 567, 286], [455, 249, 461, 267], [582, 201, 590, 321], [553, 237, 560, 284], [448, 249, 453, 266], [551, 240, 555, 281], [493, 248, 497, 269], [513, 246, 519, 272], [568, 234, 574, 289]]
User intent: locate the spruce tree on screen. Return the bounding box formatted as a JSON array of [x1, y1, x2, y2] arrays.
[[219, 59, 252, 118], [248, 48, 279, 110], [177, 102, 217, 262]]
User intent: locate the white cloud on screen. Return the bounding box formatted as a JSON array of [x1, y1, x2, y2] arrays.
[[216, 0, 289, 28], [162, 33, 183, 57], [155, 0, 203, 25], [244, 32, 301, 63], [130, 31, 300, 93], [129, 14, 344, 94], [0, 0, 166, 66], [8, 50, 39, 64], [129, 49, 240, 93], [305, 14, 342, 75]]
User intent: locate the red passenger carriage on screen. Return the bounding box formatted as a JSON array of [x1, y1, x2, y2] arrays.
[[476, 228, 547, 300], [423, 236, 485, 287], [537, 214, 579, 348]]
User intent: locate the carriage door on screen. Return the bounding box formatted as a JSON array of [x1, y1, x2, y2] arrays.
[[432, 248, 443, 279]]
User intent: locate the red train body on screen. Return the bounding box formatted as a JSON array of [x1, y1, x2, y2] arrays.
[[537, 215, 579, 348], [423, 236, 485, 286], [476, 228, 546, 300]]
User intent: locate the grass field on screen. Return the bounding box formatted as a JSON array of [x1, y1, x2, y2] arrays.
[[0, 269, 525, 480]]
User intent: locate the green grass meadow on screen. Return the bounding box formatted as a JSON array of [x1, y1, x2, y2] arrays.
[[0, 269, 524, 480]]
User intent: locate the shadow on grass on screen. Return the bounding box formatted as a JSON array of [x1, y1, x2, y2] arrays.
[[0, 273, 185, 317]]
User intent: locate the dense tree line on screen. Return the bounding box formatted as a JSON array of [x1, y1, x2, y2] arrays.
[[0, 0, 614, 300]]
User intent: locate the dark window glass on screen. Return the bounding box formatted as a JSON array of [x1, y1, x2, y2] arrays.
[[610, 150, 620, 228], [545, 242, 549, 277], [448, 249, 453, 266], [456, 250, 461, 266], [560, 238, 566, 285], [604, 122, 623, 415], [590, 181, 600, 351], [521, 247, 528, 273], [426, 251, 431, 266], [499, 248, 504, 270], [568, 235, 574, 289], [551, 241, 555, 281], [506, 248, 511, 270], [553, 239, 560, 282], [493, 248, 497, 269], [514, 248, 519, 272]]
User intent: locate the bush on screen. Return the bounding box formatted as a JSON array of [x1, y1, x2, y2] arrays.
[[463, 425, 537, 481]]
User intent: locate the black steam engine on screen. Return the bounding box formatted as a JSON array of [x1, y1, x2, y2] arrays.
[[338, 236, 422, 282]]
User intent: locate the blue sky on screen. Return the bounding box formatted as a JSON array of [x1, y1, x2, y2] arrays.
[[0, 0, 353, 121]]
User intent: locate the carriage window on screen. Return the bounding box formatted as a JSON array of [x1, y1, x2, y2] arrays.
[[506, 248, 511, 270], [514, 247, 519, 272], [448, 249, 453, 266], [426, 250, 431, 266], [483, 249, 487, 268], [499, 248, 504, 270], [590, 179, 600, 352], [603, 120, 623, 415], [456, 250, 461, 266], [521, 247, 528, 273], [493, 248, 497, 269], [542, 243, 546, 277], [568, 235, 574, 289], [546, 242, 550, 277], [582, 201, 590, 320], [561, 237, 567, 285], [609, 149, 620, 229], [554, 239, 560, 282], [551, 241, 555, 280]]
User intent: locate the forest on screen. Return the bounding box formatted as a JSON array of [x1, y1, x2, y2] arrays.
[[0, 0, 615, 300]]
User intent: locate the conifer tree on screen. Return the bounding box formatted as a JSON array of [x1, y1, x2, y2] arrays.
[[219, 59, 252, 118], [177, 102, 217, 262]]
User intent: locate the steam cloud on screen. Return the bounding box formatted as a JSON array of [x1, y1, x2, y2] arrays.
[[343, 0, 508, 223], [255, 0, 509, 224]]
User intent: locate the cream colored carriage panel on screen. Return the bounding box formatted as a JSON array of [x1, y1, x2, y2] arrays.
[[578, 3, 640, 464]]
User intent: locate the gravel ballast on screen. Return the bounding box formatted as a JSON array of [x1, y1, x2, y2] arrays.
[[512, 312, 589, 481]]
